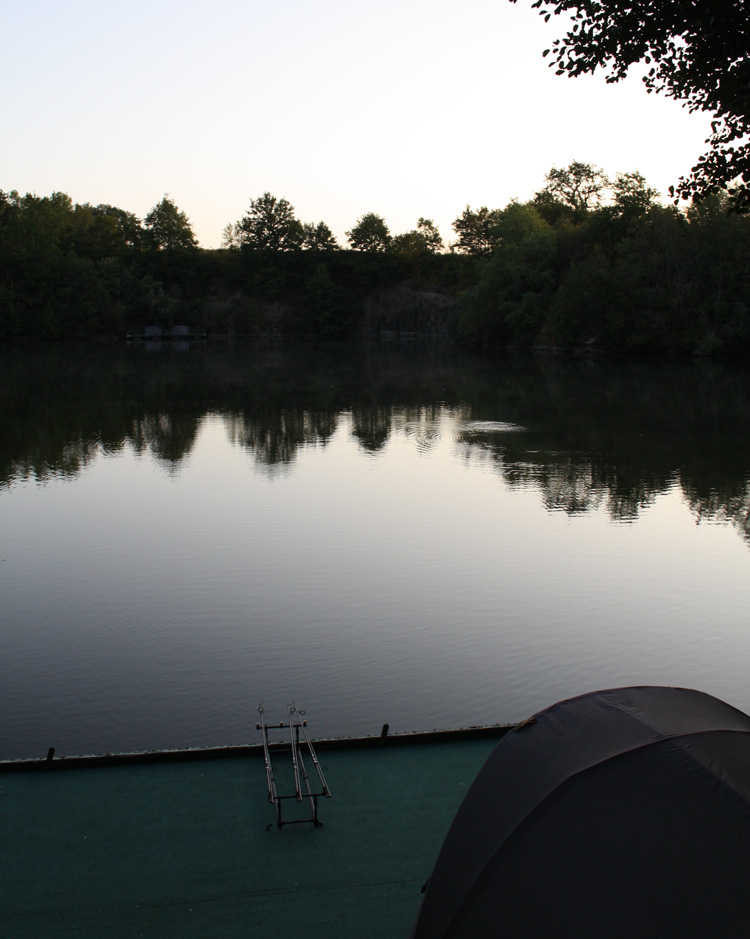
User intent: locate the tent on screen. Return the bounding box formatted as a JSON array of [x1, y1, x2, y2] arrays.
[[410, 686, 750, 938]]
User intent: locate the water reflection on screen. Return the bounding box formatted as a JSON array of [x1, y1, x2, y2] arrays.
[[131, 413, 200, 466], [352, 406, 394, 452], [2, 342, 750, 543]]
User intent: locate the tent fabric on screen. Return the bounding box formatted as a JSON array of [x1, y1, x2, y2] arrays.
[[410, 686, 750, 938]]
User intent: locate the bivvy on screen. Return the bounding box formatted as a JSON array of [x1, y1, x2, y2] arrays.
[[410, 686, 750, 938]]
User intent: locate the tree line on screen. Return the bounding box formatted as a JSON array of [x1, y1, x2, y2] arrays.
[[0, 187, 446, 260], [0, 186, 474, 341], [1, 163, 749, 353], [456, 162, 750, 355], [221, 193, 443, 257]]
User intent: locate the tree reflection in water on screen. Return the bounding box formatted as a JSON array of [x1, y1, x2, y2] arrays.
[[2, 341, 749, 544]]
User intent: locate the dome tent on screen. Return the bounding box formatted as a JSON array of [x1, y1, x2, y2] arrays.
[[410, 686, 750, 938]]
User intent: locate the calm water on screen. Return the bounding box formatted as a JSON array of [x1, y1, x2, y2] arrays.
[[2, 342, 750, 759]]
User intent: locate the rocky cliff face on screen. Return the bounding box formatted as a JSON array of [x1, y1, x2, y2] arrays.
[[202, 282, 460, 339], [360, 285, 458, 340]]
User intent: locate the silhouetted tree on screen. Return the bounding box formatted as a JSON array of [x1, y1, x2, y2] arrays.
[[301, 221, 339, 250], [492, 201, 550, 241], [221, 222, 240, 250], [459, 206, 557, 345], [346, 213, 391, 252], [92, 204, 142, 251], [71, 203, 142, 258], [235, 193, 304, 251], [144, 196, 197, 250], [451, 205, 503, 256], [536, 161, 609, 215], [8, 191, 75, 256], [393, 218, 443, 256], [611, 172, 660, 220]]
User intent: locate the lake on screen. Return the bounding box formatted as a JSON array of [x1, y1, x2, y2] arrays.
[[2, 341, 750, 760]]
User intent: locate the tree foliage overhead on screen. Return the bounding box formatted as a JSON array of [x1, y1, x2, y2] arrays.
[[512, 0, 750, 210]]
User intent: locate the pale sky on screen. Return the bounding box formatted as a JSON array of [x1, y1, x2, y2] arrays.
[[3, 0, 713, 248]]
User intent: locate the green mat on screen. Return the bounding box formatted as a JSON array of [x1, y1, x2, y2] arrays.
[[2, 738, 499, 938]]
